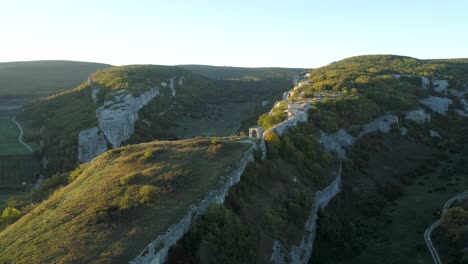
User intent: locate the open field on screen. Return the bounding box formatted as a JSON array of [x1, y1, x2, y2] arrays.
[[348, 168, 466, 264], [0, 111, 32, 155]]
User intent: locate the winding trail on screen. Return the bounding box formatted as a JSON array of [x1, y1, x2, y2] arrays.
[[12, 116, 33, 153], [424, 190, 468, 264]]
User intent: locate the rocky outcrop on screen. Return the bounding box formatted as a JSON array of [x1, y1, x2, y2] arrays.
[[405, 108, 431, 124], [78, 128, 108, 163], [266, 102, 312, 136], [320, 129, 354, 159], [168, 77, 176, 97], [432, 80, 449, 95], [131, 142, 257, 264], [357, 113, 398, 138], [429, 130, 442, 138], [421, 77, 431, 90], [96, 88, 160, 148], [78, 82, 164, 163], [394, 75, 452, 93], [419, 96, 453, 115], [88, 78, 100, 103]]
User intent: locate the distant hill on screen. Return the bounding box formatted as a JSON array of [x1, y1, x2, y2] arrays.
[[178, 64, 307, 80], [0, 60, 111, 97]]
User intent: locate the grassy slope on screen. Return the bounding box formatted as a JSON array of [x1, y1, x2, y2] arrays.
[[0, 138, 251, 263], [0, 60, 111, 97]]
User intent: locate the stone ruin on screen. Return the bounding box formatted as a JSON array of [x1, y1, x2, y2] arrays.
[[249, 127, 264, 139]]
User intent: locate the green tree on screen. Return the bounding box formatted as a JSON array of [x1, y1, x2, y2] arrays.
[[441, 207, 468, 241]]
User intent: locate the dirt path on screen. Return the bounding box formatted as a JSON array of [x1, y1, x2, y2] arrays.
[[424, 190, 468, 264], [12, 116, 33, 153]]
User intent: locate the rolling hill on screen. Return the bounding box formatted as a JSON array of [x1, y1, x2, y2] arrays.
[[0, 137, 254, 263]]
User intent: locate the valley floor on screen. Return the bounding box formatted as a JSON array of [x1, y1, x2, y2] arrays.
[[346, 169, 465, 264], [311, 131, 468, 264], [0, 111, 32, 155]]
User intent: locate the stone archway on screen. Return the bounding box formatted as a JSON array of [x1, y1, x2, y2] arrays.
[[248, 127, 263, 139]]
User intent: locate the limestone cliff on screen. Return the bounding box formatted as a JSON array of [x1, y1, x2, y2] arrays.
[[78, 87, 160, 163], [96, 87, 160, 148], [77, 128, 108, 163]]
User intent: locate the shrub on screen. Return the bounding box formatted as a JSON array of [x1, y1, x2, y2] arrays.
[[139, 185, 159, 204], [120, 173, 138, 186], [69, 164, 87, 182], [207, 144, 223, 159], [140, 151, 153, 162], [1, 207, 21, 224]]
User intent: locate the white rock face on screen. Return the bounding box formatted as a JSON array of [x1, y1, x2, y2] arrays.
[[320, 129, 354, 159], [96, 88, 160, 148], [394, 75, 430, 90], [130, 142, 257, 264], [357, 113, 398, 138], [168, 77, 176, 97], [421, 77, 431, 90], [429, 130, 441, 138], [91, 87, 100, 103], [432, 79, 449, 95], [400, 127, 408, 136], [266, 102, 312, 136], [88, 78, 100, 103], [293, 75, 300, 86], [419, 96, 453, 115], [405, 108, 431, 124], [78, 127, 108, 163]]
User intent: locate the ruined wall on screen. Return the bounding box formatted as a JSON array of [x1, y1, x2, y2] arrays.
[[131, 142, 257, 264]]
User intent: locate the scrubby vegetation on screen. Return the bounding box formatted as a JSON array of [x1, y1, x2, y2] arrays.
[[178, 64, 305, 81], [0, 138, 250, 263], [170, 55, 468, 263], [259, 55, 468, 131], [169, 121, 335, 263]]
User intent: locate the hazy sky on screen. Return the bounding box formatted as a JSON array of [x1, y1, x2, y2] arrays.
[[1, 0, 467, 68]]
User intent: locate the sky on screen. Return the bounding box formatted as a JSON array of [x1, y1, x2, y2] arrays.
[[1, 0, 467, 68]]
